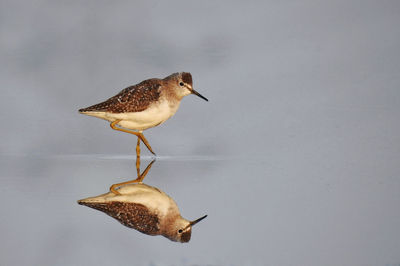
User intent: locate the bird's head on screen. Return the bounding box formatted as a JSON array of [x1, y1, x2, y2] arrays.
[[163, 214, 207, 243], [164, 72, 208, 101]]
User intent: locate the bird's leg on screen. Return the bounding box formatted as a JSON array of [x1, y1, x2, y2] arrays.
[[110, 120, 140, 136], [138, 132, 156, 155], [109, 159, 156, 195], [136, 137, 141, 175], [110, 120, 156, 155]]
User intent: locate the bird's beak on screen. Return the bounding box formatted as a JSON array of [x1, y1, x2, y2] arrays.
[[191, 88, 208, 102], [182, 214, 207, 232], [190, 215, 208, 226]]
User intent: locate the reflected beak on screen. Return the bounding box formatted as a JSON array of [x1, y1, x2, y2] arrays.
[[191, 89, 208, 102], [190, 215, 208, 226]]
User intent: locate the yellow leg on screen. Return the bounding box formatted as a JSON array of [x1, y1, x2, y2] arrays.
[[139, 159, 155, 182], [138, 133, 156, 155], [110, 178, 140, 195], [136, 138, 141, 176], [110, 120, 156, 155], [110, 159, 156, 195]]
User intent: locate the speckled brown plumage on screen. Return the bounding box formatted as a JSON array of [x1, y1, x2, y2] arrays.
[[79, 201, 160, 235], [181, 72, 192, 86], [180, 230, 191, 242], [79, 79, 161, 113]]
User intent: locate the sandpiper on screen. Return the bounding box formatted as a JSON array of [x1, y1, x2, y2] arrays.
[[78, 184, 207, 242], [79, 72, 208, 156], [78, 160, 207, 242]]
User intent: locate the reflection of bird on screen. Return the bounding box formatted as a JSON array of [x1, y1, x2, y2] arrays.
[[78, 183, 207, 242], [79, 72, 208, 156]]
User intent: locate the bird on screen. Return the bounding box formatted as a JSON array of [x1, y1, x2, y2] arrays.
[[78, 183, 207, 242], [78, 72, 208, 156]]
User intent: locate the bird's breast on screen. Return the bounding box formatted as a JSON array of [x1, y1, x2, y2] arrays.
[[108, 100, 180, 130]]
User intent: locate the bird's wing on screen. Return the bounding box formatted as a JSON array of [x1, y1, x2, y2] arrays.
[[79, 79, 162, 113], [80, 201, 160, 235]]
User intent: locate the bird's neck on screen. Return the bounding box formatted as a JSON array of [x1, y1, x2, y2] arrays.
[[161, 213, 188, 232]]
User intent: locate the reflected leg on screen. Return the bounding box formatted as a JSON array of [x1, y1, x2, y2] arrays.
[[110, 159, 156, 195], [136, 138, 140, 176]]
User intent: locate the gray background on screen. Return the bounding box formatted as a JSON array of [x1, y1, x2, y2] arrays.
[[1, 1, 400, 265]]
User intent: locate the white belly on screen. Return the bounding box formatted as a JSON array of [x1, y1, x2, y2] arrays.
[[79, 183, 179, 217], [83, 101, 180, 131]]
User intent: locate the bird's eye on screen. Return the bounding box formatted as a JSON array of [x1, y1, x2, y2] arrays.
[[179, 82, 184, 86], [178, 229, 183, 233]]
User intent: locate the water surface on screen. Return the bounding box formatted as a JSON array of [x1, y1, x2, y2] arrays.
[[1, 154, 399, 266]]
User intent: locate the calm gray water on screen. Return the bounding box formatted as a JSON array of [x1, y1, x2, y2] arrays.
[[1, 154, 400, 265], [1, 1, 400, 265]]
